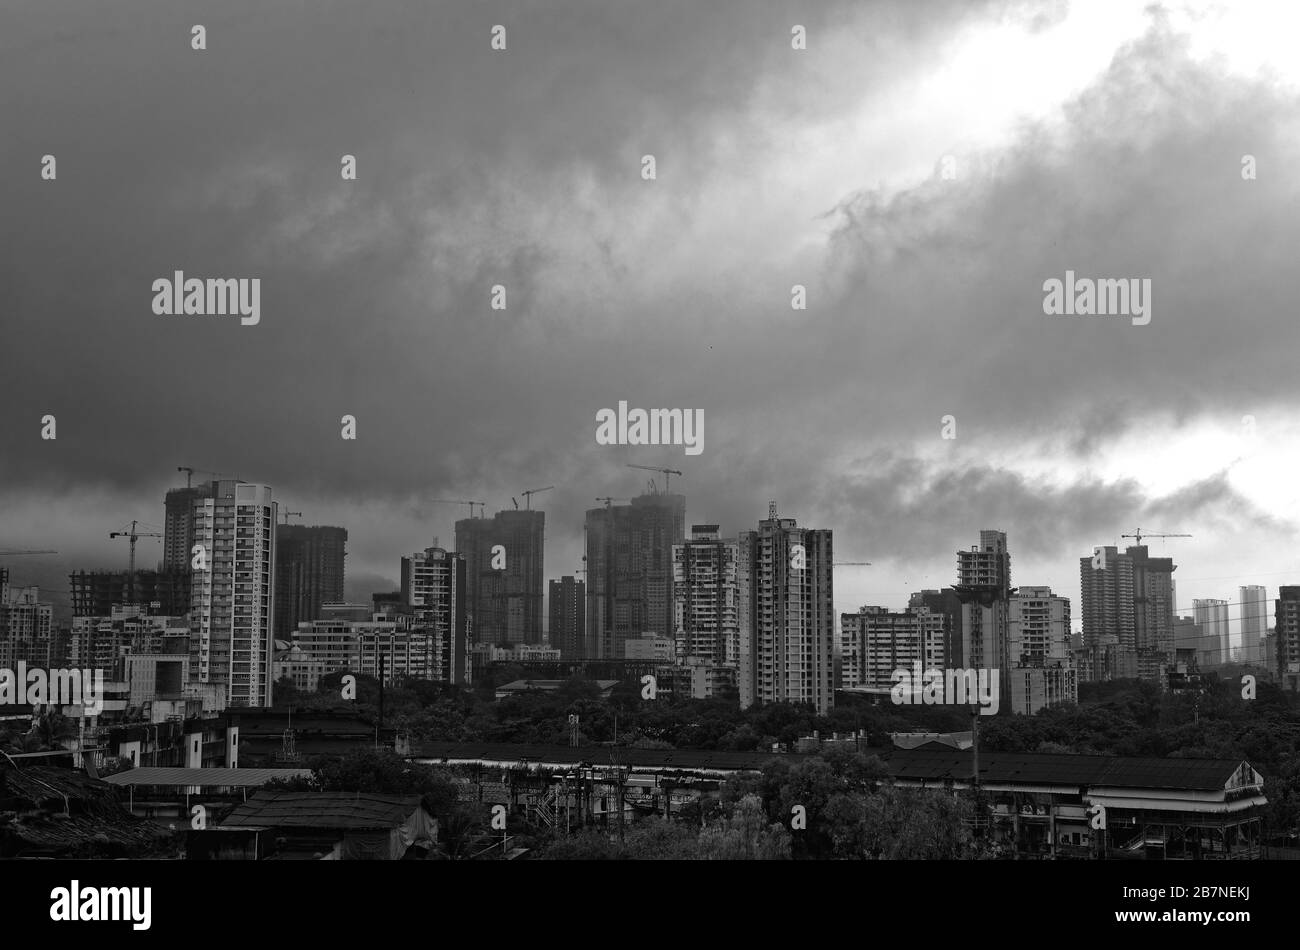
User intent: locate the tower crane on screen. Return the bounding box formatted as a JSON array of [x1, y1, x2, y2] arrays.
[[1122, 529, 1192, 547], [521, 486, 554, 509], [0, 550, 58, 556], [280, 511, 303, 526], [431, 499, 486, 519], [109, 521, 163, 604], [626, 464, 682, 494]]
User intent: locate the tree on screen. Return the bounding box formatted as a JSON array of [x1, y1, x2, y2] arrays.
[[860, 787, 977, 860], [310, 748, 461, 820], [623, 818, 699, 860], [540, 829, 626, 860], [697, 794, 791, 860]]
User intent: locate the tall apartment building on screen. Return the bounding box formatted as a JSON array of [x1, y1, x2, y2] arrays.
[[954, 530, 1012, 709], [548, 576, 586, 659], [908, 588, 963, 668], [1130, 546, 1176, 660], [1276, 587, 1300, 690], [0, 584, 54, 668], [164, 485, 212, 572], [456, 510, 544, 645], [1079, 546, 1135, 650], [188, 480, 278, 708], [1240, 585, 1268, 666], [1008, 586, 1071, 667], [584, 491, 686, 659], [840, 605, 944, 690], [400, 546, 469, 684], [1007, 586, 1076, 714], [672, 525, 740, 667], [1193, 599, 1231, 667], [737, 505, 834, 714], [274, 525, 348, 637]]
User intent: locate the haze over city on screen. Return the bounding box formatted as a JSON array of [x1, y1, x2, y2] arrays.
[[4, 0, 1300, 632]]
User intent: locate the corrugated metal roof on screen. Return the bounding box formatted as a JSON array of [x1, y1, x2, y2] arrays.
[[885, 747, 1251, 790], [218, 791, 422, 829], [410, 741, 841, 772], [101, 767, 313, 787]]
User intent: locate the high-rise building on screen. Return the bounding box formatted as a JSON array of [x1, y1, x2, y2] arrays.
[[548, 576, 586, 659], [1007, 586, 1076, 714], [672, 525, 740, 667], [1193, 599, 1231, 667], [400, 546, 469, 684], [0, 584, 54, 668], [634, 493, 686, 643], [954, 530, 1012, 708], [456, 510, 544, 645], [68, 569, 191, 618], [584, 491, 686, 659], [1130, 546, 1176, 661], [1079, 546, 1135, 650], [1240, 585, 1268, 666], [737, 505, 834, 714], [188, 480, 278, 707], [841, 605, 944, 690], [1008, 586, 1071, 667], [909, 588, 963, 668], [274, 525, 347, 637], [164, 484, 218, 572], [1276, 587, 1300, 690]]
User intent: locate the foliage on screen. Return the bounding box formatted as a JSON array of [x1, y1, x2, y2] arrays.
[[697, 794, 791, 860]]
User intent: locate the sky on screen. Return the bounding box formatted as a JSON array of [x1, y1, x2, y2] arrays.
[[2, 0, 1299, 640]]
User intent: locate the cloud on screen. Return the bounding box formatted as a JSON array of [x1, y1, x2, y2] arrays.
[[2, 1, 1298, 614]]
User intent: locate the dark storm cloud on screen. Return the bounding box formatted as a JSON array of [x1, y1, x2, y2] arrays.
[[2, 1, 1297, 606]]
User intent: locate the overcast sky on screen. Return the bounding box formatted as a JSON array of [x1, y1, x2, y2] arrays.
[[3, 0, 1299, 637]]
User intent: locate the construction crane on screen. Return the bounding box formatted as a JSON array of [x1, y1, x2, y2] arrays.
[[626, 464, 682, 493], [431, 499, 486, 519], [109, 521, 163, 604], [834, 561, 873, 566], [280, 511, 303, 526], [521, 486, 554, 509], [177, 466, 232, 489], [1122, 529, 1192, 547], [0, 549, 58, 556], [595, 497, 632, 507]]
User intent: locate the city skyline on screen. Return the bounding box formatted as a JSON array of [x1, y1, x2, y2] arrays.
[[4, 1, 1300, 650], [3, 470, 1293, 648]]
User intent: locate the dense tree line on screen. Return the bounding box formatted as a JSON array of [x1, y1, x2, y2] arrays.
[[273, 669, 1300, 839]]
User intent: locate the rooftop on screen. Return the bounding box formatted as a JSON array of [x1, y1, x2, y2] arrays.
[[218, 791, 424, 830]]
